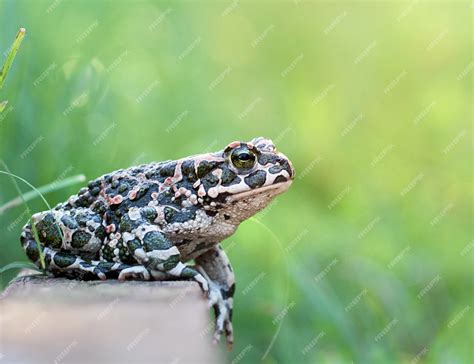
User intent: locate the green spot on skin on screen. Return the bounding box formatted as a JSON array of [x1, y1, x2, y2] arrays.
[[163, 254, 180, 270], [143, 231, 171, 251], [36, 213, 62, 249], [71, 230, 92, 248], [141, 207, 157, 222]]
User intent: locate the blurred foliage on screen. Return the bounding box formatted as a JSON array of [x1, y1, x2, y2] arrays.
[[0, 0, 472, 363]]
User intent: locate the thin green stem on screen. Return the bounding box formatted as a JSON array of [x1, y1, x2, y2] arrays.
[[0, 28, 26, 89], [0, 174, 85, 214], [0, 163, 66, 271]]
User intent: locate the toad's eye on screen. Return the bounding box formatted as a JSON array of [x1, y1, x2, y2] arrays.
[[230, 146, 257, 170]]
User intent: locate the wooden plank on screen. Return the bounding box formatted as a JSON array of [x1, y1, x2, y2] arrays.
[[0, 275, 221, 363]]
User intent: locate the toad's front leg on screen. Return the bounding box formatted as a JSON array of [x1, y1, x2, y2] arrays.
[[195, 244, 235, 350]]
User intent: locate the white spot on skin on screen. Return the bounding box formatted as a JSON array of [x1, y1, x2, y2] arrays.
[[122, 232, 135, 242], [68, 196, 79, 205], [128, 207, 141, 220], [146, 246, 180, 261], [109, 239, 118, 248], [208, 188, 219, 198], [134, 248, 148, 262]]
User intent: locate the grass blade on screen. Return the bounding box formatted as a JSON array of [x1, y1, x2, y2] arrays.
[[0, 174, 86, 214], [0, 161, 58, 271], [0, 100, 7, 113], [0, 261, 42, 274], [0, 28, 26, 90]]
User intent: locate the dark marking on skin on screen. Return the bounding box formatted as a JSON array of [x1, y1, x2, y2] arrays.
[[127, 238, 141, 254], [45, 253, 52, 267], [159, 162, 177, 177], [269, 165, 284, 174], [181, 266, 199, 278], [213, 305, 220, 318], [95, 261, 115, 274], [75, 213, 89, 228], [158, 190, 174, 206], [221, 166, 241, 186], [221, 283, 235, 299], [119, 215, 138, 232], [164, 207, 197, 224], [143, 231, 172, 251], [257, 153, 279, 166], [280, 160, 293, 177], [224, 214, 231, 220], [74, 195, 90, 207], [88, 180, 101, 190], [100, 245, 114, 262], [61, 215, 78, 230], [141, 207, 157, 222], [118, 240, 136, 264], [181, 160, 197, 183], [227, 263, 233, 272], [274, 175, 288, 184], [118, 183, 129, 194], [71, 230, 92, 249], [25, 241, 39, 261], [244, 170, 267, 189], [95, 225, 106, 241], [53, 252, 77, 268], [163, 255, 180, 270], [197, 161, 220, 179], [201, 173, 219, 190], [36, 213, 62, 249], [92, 200, 107, 215], [212, 193, 229, 206]]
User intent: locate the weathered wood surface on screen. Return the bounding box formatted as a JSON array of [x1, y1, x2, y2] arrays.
[[0, 274, 221, 363]]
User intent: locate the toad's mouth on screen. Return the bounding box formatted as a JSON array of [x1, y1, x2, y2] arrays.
[[226, 180, 293, 202]]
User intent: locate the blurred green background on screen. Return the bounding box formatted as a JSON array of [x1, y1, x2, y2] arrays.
[[0, 0, 472, 363]]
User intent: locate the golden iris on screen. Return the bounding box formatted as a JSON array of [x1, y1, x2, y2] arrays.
[[230, 146, 256, 170]]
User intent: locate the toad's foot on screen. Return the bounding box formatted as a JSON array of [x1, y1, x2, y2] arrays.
[[208, 281, 234, 350], [118, 265, 151, 281]]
